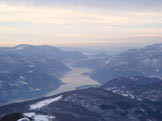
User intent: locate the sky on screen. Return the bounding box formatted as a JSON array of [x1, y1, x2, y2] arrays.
[[0, 0, 162, 48]]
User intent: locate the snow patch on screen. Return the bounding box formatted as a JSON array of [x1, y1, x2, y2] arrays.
[[19, 76, 25, 80], [30, 95, 63, 110], [24, 112, 55, 121], [15, 46, 24, 50], [28, 65, 35, 68], [155, 68, 160, 72], [17, 118, 30, 121], [130, 77, 138, 81], [18, 80, 28, 85], [34, 88, 41, 91], [28, 70, 33, 73], [106, 88, 136, 99]]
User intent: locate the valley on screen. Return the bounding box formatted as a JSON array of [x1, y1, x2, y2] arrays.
[[1, 43, 162, 121], [2, 65, 101, 105], [1, 1, 161, 120], [47, 65, 101, 96]]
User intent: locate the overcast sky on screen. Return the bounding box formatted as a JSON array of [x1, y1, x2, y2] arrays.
[[0, 0, 162, 48]]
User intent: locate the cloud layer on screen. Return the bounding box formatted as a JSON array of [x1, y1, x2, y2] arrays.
[[0, 1, 162, 47], [1, 0, 162, 10]]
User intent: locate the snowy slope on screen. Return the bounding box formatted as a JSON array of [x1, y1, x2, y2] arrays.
[[30, 95, 63, 110]]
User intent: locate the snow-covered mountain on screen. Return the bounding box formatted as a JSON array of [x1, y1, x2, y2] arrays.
[[0, 44, 86, 104], [0, 88, 162, 121], [102, 76, 162, 101], [90, 43, 162, 84], [1, 44, 162, 121], [0, 44, 87, 63]]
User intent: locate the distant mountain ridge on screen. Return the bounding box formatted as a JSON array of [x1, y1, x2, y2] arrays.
[[0, 44, 87, 63], [0, 44, 86, 104], [90, 43, 162, 84]]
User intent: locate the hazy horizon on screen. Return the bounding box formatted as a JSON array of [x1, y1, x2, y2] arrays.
[[0, 0, 162, 47], [1, 2, 162, 119]]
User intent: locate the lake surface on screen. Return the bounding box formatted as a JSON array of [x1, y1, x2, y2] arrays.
[[46, 66, 100, 96]]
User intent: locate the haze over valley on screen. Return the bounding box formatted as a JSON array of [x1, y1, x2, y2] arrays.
[[0, 0, 162, 121]]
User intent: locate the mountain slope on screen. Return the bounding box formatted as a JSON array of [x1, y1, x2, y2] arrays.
[[0, 44, 87, 104], [90, 43, 162, 84], [0, 88, 162, 121], [102, 76, 162, 101]]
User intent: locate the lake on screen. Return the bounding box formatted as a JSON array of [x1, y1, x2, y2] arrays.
[[46, 66, 100, 96]]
